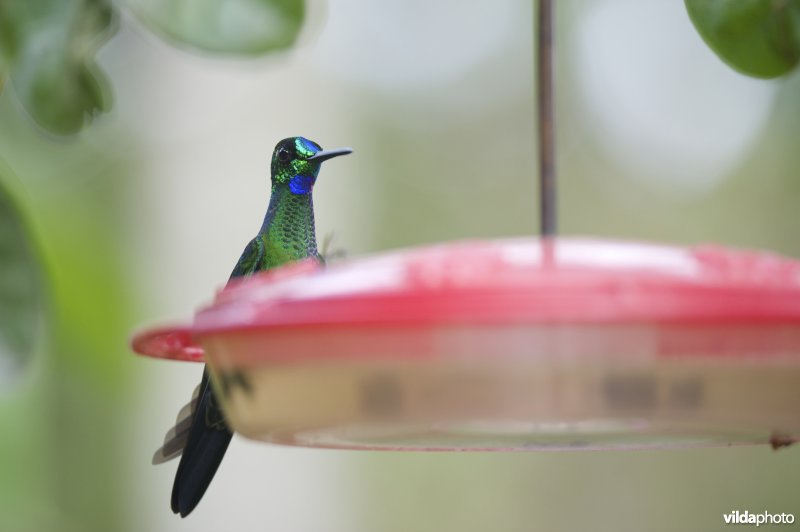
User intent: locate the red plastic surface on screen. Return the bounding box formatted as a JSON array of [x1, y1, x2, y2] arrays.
[[131, 238, 800, 362], [131, 326, 204, 362]]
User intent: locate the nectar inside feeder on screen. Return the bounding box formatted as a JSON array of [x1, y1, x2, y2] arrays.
[[133, 238, 800, 451]]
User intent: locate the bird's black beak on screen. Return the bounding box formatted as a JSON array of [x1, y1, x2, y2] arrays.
[[308, 147, 353, 163]]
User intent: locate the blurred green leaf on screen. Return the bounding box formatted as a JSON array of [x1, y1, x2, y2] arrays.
[[0, 174, 43, 386], [0, 6, 16, 93], [126, 0, 304, 56], [4, 0, 116, 135], [685, 0, 800, 78]]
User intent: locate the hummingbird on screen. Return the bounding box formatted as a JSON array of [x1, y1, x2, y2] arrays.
[[167, 136, 352, 517]]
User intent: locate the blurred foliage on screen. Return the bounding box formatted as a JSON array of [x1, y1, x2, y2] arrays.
[[685, 0, 800, 78], [0, 1, 305, 530], [0, 6, 12, 90], [0, 0, 115, 135], [0, 93, 141, 531], [0, 0, 304, 135], [124, 0, 305, 56], [0, 168, 43, 385]]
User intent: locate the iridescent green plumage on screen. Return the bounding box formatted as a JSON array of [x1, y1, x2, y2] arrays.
[[231, 186, 319, 274], [171, 136, 352, 517], [231, 137, 351, 274]]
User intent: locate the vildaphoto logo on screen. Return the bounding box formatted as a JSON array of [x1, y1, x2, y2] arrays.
[[723, 510, 795, 526]]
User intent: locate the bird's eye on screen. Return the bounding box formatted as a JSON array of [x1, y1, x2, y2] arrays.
[[277, 149, 290, 163]]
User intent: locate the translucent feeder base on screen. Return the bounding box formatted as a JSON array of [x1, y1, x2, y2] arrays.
[[205, 353, 800, 451]]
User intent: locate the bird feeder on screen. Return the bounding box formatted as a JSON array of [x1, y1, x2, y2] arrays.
[[133, 238, 800, 450], [132, 1, 799, 452]]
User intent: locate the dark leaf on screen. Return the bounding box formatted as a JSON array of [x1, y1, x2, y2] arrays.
[[0, 5, 16, 94], [126, 0, 304, 56], [6, 0, 117, 135], [685, 0, 800, 78], [0, 171, 44, 385]]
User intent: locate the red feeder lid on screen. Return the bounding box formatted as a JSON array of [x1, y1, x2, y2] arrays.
[[200, 238, 800, 331], [133, 238, 800, 362]]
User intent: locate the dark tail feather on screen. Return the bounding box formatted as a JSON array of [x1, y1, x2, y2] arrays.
[[171, 368, 233, 517]]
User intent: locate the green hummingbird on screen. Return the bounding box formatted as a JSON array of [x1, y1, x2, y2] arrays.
[[169, 136, 352, 517]]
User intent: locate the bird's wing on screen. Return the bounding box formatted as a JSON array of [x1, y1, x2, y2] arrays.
[[152, 383, 202, 465], [229, 237, 264, 279], [165, 237, 264, 516], [320, 231, 347, 265], [171, 368, 232, 517]]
